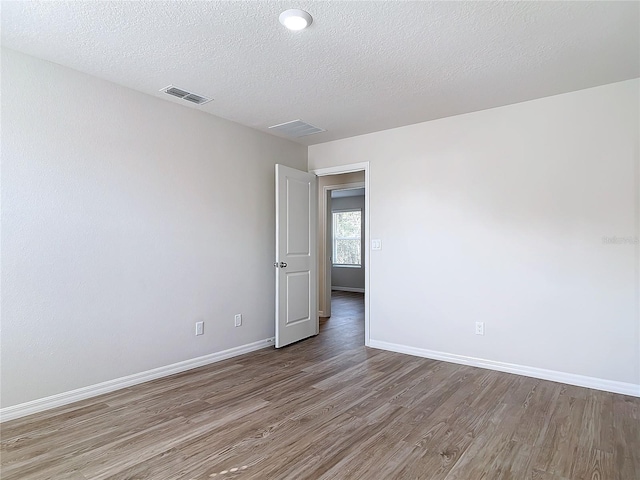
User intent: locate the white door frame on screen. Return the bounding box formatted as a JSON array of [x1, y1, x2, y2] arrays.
[[320, 181, 364, 318], [310, 162, 370, 347]]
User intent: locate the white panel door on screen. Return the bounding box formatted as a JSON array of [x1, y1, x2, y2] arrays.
[[275, 164, 318, 348]]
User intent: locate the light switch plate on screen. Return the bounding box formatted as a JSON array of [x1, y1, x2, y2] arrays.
[[372, 239, 382, 250], [195, 321, 204, 336]]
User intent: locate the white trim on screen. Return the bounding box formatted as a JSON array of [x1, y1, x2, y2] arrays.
[[369, 339, 640, 398], [311, 162, 369, 176], [331, 286, 365, 293], [311, 162, 370, 347], [0, 338, 275, 422]]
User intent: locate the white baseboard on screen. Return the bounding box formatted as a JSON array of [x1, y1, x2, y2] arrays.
[[0, 337, 276, 423], [368, 339, 640, 398], [331, 286, 365, 293]]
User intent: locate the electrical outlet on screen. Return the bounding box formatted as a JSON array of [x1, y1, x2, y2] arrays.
[[195, 321, 204, 336], [234, 314, 242, 327], [475, 322, 484, 336]]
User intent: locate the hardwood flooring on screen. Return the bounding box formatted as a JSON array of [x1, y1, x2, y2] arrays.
[[1, 291, 638, 479]]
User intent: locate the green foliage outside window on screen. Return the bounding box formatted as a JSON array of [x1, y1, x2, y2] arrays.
[[333, 210, 361, 266]]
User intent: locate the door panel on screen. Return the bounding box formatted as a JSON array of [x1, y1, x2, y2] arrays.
[[286, 177, 311, 255], [286, 271, 311, 325], [275, 164, 318, 348]]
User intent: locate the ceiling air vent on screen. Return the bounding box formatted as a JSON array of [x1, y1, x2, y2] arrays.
[[268, 120, 325, 138], [160, 85, 212, 105]]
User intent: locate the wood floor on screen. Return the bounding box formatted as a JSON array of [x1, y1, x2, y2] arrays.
[[1, 291, 638, 479]]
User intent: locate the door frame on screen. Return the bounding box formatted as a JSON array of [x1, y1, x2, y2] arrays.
[[310, 162, 370, 347], [320, 181, 364, 318]]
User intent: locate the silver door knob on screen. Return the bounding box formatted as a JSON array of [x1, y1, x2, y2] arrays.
[[279, 262, 287, 268]]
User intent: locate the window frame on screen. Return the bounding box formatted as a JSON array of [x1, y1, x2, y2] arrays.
[[332, 208, 362, 268]]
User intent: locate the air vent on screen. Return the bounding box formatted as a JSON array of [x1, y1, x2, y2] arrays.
[[268, 120, 325, 138], [160, 85, 212, 105]]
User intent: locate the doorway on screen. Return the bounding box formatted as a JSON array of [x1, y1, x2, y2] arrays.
[[329, 186, 365, 297], [311, 163, 370, 346]]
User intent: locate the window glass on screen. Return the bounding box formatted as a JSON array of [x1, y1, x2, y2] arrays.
[[333, 210, 361, 266]]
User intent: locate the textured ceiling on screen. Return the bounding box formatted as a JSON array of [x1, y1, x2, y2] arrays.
[[2, 1, 638, 146]]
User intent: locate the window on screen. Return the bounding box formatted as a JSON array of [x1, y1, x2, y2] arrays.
[[333, 209, 361, 266]]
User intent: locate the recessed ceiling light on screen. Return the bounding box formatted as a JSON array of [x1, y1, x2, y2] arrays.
[[279, 9, 312, 31]]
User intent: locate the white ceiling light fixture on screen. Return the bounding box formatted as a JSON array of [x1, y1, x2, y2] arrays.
[[279, 9, 312, 31]]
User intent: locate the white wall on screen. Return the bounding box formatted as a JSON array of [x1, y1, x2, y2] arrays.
[[309, 79, 640, 388], [0, 49, 307, 408], [331, 195, 366, 291]]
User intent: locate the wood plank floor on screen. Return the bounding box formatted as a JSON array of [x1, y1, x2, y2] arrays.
[[2, 291, 639, 479]]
